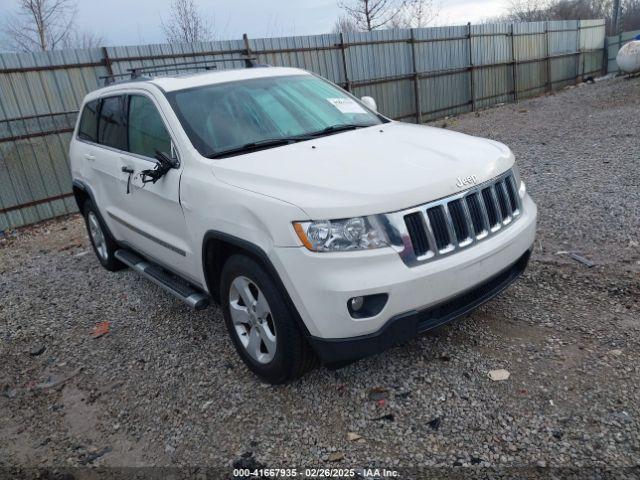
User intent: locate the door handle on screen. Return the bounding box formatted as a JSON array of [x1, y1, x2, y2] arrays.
[[84, 153, 95, 162], [121, 166, 135, 194]]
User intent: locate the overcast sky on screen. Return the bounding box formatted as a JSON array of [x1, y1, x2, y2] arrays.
[[0, 0, 509, 47]]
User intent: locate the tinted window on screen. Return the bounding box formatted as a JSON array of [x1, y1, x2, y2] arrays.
[[78, 100, 99, 142], [98, 96, 127, 150], [128, 95, 171, 158]]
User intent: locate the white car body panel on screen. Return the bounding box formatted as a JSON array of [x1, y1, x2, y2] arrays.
[[212, 122, 514, 219], [69, 66, 537, 347]]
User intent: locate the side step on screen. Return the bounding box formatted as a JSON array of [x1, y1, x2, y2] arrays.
[[115, 249, 210, 310]]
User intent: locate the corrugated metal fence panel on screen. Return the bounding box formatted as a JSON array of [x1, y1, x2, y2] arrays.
[[414, 25, 471, 120], [472, 23, 513, 109], [513, 22, 547, 99], [607, 29, 640, 73], [344, 29, 414, 120], [0, 21, 606, 230], [0, 47, 107, 229], [579, 20, 605, 76], [251, 34, 345, 85], [548, 20, 579, 89]]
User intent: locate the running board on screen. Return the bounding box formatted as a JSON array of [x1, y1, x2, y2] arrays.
[[114, 249, 210, 310]]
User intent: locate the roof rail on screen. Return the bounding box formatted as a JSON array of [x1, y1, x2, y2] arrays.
[[99, 56, 264, 86]]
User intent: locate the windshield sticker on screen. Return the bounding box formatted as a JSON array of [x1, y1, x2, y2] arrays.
[[326, 97, 367, 114]]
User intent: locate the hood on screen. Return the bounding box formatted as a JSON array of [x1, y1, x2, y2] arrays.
[[212, 122, 514, 219]]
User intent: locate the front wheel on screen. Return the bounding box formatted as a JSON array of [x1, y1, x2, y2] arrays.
[[220, 255, 317, 384]]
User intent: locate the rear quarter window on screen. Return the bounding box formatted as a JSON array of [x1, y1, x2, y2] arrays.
[[77, 100, 100, 142]]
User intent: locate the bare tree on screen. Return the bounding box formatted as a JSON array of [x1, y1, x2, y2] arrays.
[[3, 0, 77, 52], [161, 0, 213, 43], [389, 0, 439, 28], [504, 0, 553, 21], [63, 30, 105, 49], [332, 15, 360, 32], [485, 0, 639, 34], [622, 0, 640, 30], [337, 0, 406, 31]]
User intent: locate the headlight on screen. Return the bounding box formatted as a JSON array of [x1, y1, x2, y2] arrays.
[[293, 216, 389, 252]]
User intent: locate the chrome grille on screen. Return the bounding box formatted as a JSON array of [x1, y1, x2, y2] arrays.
[[384, 170, 523, 267]]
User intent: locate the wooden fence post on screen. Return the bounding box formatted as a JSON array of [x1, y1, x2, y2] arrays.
[[410, 29, 422, 124], [468, 22, 476, 111]]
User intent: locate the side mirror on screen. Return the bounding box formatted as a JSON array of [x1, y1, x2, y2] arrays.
[[361, 96, 378, 112], [141, 150, 178, 184], [155, 150, 179, 169]]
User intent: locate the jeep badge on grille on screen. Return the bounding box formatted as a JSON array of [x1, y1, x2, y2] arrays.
[[456, 175, 478, 188]]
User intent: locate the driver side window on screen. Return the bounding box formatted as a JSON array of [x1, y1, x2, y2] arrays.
[[128, 95, 171, 159]]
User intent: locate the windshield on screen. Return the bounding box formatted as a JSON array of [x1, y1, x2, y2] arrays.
[[166, 74, 384, 158]]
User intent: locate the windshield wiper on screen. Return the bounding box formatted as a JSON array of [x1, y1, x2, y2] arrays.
[[205, 125, 368, 159], [307, 124, 366, 137], [206, 137, 311, 159]]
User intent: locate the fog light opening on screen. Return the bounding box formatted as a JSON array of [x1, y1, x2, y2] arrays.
[[347, 293, 389, 319], [349, 296, 364, 312]]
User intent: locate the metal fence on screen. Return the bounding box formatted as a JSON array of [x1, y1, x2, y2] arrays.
[[0, 19, 606, 230], [606, 29, 640, 73]]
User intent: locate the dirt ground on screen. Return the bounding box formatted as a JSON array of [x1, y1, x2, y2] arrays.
[[1, 75, 639, 478]]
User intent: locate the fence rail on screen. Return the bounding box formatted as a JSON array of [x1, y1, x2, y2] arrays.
[[0, 19, 606, 230]]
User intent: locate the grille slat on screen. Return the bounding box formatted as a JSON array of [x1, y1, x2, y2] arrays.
[[404, 212, 430, 257], [495, 180, 512, 220], [465, 193, 485, 235], [448, 199, 470, 243], [427, 206, 451, 251], [482, 187, 499, 227], [398, 171, 522, 266], [505, 176, 519, 212]]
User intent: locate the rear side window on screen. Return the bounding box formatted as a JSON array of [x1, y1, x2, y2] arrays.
[[128, 95, 171, 158], [98, 96, 127, 150], [78, 100, 99, 142]]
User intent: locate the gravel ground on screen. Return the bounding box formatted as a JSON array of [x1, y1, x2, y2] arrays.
[[1, 75, 639, 476]]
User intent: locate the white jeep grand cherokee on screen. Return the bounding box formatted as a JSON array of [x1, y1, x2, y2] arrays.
[[70, 66, 537, 383]]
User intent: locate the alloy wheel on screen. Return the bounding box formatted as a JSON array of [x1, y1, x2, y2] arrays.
[[228, 276, 277, 364]]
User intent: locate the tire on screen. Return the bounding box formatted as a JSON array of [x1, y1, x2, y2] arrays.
[[220, 254, 317, 384], [82, 199, 125, 272]]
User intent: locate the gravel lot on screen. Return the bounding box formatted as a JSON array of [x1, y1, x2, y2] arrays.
[[1, 75, 639, 475]]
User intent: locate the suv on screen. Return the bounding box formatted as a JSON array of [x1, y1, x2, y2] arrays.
[[70, 66, 537, 383]]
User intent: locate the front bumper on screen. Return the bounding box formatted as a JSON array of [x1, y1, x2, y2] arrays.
[[270, 193, 537, 356], [309, 249, 530, 367]]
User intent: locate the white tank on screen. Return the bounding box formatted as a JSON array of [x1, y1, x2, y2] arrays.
[[616, 39, 640, 74]]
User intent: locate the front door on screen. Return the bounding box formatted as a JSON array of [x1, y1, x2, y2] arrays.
[[109, 93, 194, 279]]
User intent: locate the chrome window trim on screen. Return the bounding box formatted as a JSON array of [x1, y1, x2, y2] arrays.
[[381, 169, 523, 267]]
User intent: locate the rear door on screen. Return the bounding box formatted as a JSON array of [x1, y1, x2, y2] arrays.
[[91, 95, 131, 240], [110, 92, 193, 278]]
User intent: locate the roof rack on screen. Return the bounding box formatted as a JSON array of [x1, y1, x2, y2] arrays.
[[99, 56, 263, 86]]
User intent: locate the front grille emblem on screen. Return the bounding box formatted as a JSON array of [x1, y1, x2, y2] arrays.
[[456, 175, 478, 188]]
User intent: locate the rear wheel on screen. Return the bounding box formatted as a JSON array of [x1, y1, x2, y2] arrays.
[[83, 200, 124, 271], [220, 254, 317, 383]]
